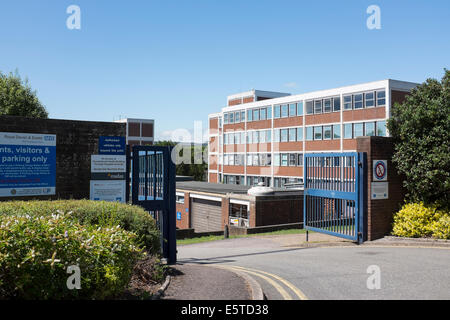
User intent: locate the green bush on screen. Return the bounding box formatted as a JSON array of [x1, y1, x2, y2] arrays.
[[392, 202, 450, 239], [0, 200, 160, 254], [0, 212, 144, 299]]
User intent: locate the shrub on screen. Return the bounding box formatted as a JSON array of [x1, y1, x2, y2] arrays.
[[0, 212, 145, 299], [0, 200, 160, 254], [392, 202, 450, 239]]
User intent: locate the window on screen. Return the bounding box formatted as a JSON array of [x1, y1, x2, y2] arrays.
[[354, 123, 364, 137], [260, 130, 266, 143], [297, 153, 303, 166], [324, 99, 332, 113], [235, 132, 240, 144], [224, 154, 229, 165], [365, 92, 375, 108], [247, 154, 252, 166], [260, 108, 266, 120], [252, 154, 259, 166], [267, 107, 272, 119], [247, 109, 253, 122], [176, 195, 185, 204], [333, 96, 341, 112], [241, 111, 245, 122], [253, 109, 260, 121], [354, 94, 363, 109], [266, 154, 272, 166], [281, 154, 288, 166], [314, 126, 322, 140], [281, 129, 288, 142], [376, 121, 386, 136], [266, 130, 271, 143], [281, 104, 288, 118], [247, 132, 252, 144], [224, 134, 228, 145], [219, 117, 222, 128], [274, 105, 281, 118], [297, 127, 303, 141], [344, 123, 353, 139], [333, 124, 341, 139], [273, 154, 280, 166], [376, 90, 386, 106], [224, 113, 228, 124], [289, 104, 296, 117], [274, 129, 280, 142], [306, 101, 314, 114], [229, 112, 234, 123], [297, 102, 303, 116], [241, 132, 245, 144], [289, 154, 297, 166], [343, 95, 352, 110], [323, 126, 332, 140], [365, 122, 375, 136], [260, 154, 267, 166], [229, 154, 235, 165], [289, 128, 296, 142], [306, 127, 313, 141], [314, 100, 322, 114], [235, 111, 240, 123], [253, 131, 259, 144]]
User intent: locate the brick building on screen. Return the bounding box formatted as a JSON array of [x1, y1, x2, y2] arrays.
[[175, 181, 303, 232], [115, 118, 154, 146], [208, 80, 418, 187]]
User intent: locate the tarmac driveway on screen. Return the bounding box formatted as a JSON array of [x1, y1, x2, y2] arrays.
[[177, 235, 450, 300]]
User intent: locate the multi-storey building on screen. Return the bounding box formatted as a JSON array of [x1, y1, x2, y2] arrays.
[[208, 80, 418, 187]]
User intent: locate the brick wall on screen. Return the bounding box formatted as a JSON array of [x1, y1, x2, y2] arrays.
[[176, 191, 191, 229], [254, 195, 303, 227], [357, 136, 406, 240], [0, 115, 125, 201]]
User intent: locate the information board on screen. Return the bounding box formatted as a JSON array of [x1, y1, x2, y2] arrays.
[[0, 132, 56, 197], [99, 136, 126, 155]]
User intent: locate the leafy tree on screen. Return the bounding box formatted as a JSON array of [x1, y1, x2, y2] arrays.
[[0, 70, 48, 118], [154, 140, 207, 181], [387, 69, 450, 208]]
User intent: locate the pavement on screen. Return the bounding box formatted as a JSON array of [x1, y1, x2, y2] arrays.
[[160, 233, 450, 300]]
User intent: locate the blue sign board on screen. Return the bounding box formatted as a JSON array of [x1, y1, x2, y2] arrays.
[[0, 132, 56, 197], [99, 136, 126, 155], [177, 211, 181, 220]]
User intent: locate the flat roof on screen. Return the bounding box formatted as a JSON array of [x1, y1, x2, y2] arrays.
[[176, 181, 303, 196]]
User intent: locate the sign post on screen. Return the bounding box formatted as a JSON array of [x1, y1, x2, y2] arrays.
[[371, 160, 388, 199]]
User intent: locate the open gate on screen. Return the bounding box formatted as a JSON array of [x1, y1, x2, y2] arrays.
[[303, 152, 366, 244], [126, 145, 177, 264]]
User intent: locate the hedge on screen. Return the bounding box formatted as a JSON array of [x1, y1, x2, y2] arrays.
[[0, 200, 161, 299], [0, 200, 160, 254]]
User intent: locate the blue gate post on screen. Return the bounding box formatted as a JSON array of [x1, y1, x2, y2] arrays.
[[357, 152, 367, 244], [167, 146, 177, 264]]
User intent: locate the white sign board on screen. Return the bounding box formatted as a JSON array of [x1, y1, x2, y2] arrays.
[[371, 182, 389, 200], [91, 155, 126, 173], [373, 160, 388, 181], [90, 180, 125, 203]]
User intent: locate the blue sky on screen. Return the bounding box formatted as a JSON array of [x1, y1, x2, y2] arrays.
[[0, 0, 448, 141]]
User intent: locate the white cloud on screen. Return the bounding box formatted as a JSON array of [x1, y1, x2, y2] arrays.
[[283, 82, 298, 88]]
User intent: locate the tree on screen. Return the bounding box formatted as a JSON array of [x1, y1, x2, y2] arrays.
[[0, 70, 48, 118], [154, 140, 207, 181], [387, 69, 450, 208]]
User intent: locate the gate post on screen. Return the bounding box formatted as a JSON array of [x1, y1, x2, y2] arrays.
[[167, 146, 177, 264], [357, 152, 367, 244]]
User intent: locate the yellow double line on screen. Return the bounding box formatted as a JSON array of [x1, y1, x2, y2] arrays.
[[219, 265, 308, 300]]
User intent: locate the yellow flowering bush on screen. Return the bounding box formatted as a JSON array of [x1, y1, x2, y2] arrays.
[[392, 202, 450, 239]]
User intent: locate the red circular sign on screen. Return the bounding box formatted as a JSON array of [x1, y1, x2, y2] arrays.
[[374, 161, 386, 180]]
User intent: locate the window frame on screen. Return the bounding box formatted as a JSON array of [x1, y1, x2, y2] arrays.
[[343, 95, 352, 110], [289, 103, 297, 117]]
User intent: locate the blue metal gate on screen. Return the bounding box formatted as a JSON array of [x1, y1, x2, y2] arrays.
[[127, 145, 177, 264], [303, 152, 366, 244]]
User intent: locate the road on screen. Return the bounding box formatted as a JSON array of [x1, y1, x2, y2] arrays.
[[177, 235, 450, 300]]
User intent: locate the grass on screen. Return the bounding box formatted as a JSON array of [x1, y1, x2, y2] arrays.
[[177, 228, 308, 245]]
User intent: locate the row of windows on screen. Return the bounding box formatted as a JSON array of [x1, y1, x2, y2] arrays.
[[221, 174, 302, 188], [221, 90, 386, 125], [273, 153, 304, 167], [273, 102, 303, 118], [343, 121, 386, 139], [305, 125, 341, 141], [224, 130, 272, 145], [343, 90, 385, 110], [305, 96, 341, 115]]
